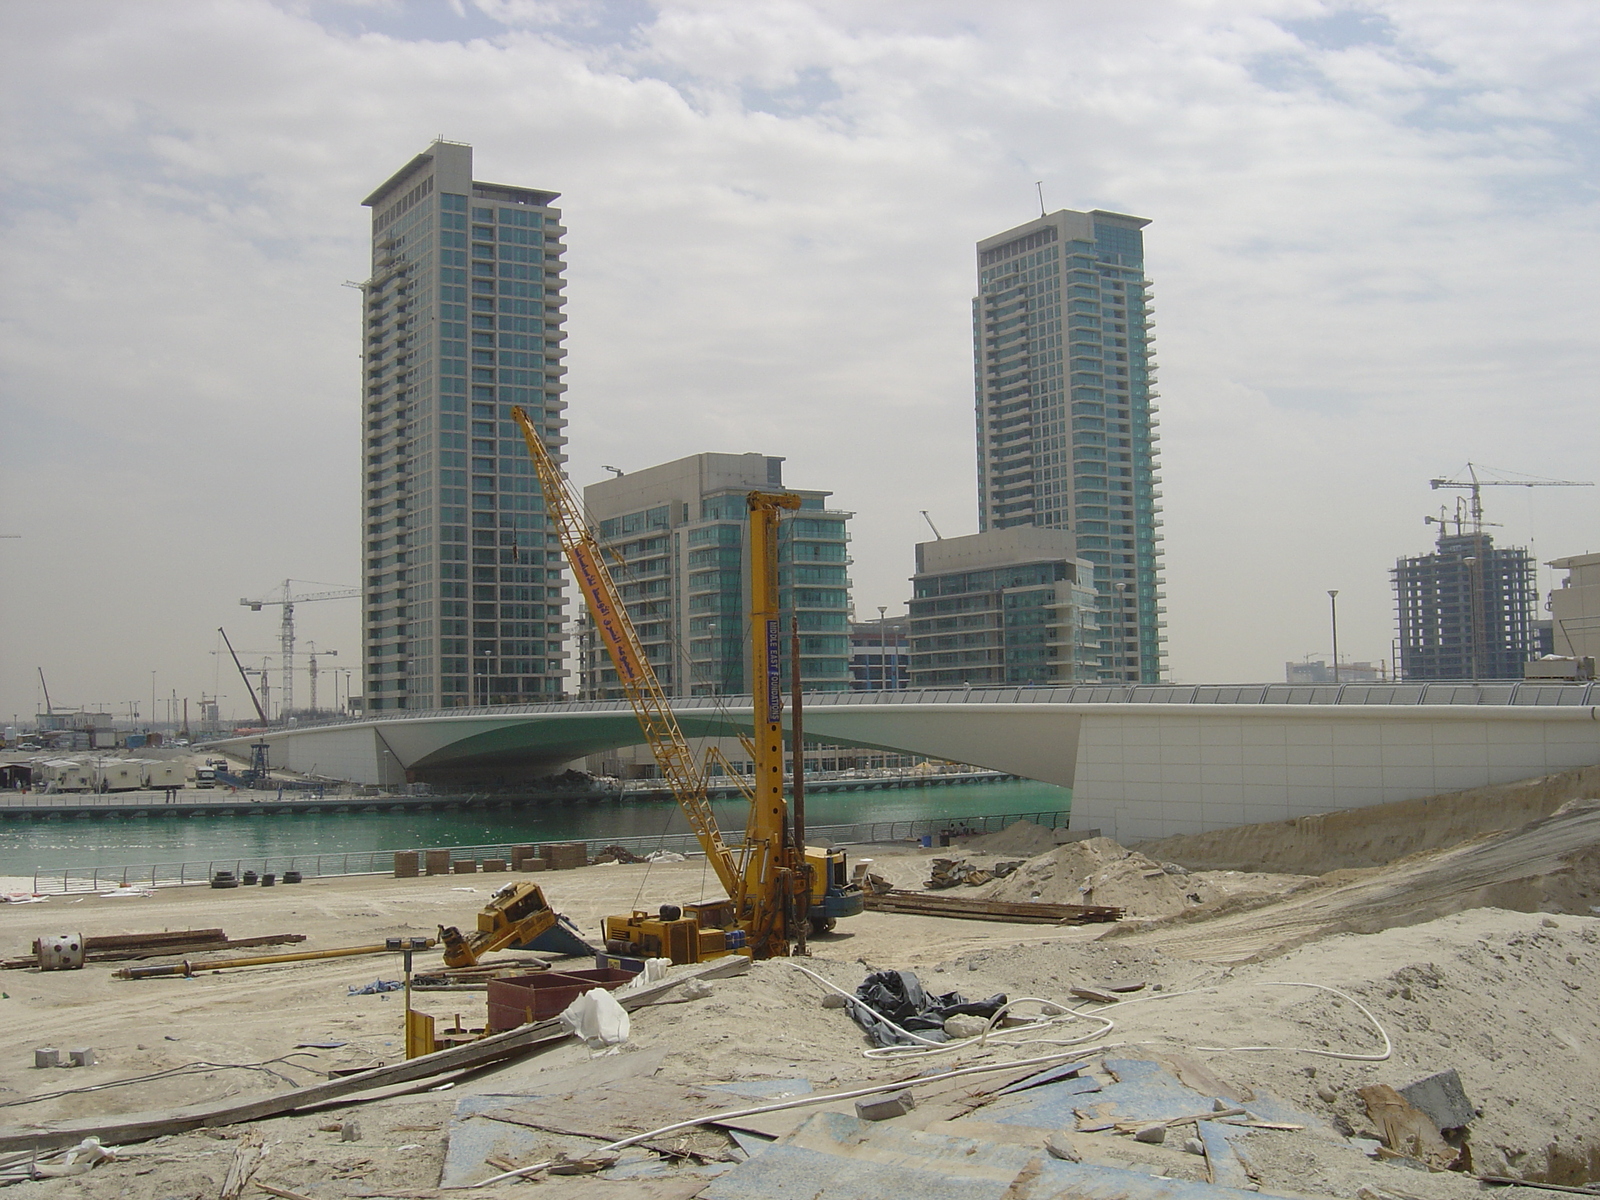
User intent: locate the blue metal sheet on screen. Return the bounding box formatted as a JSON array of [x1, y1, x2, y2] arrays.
[[981, 1073, 1103, 1128], [700, 1110, 1309, 1200]]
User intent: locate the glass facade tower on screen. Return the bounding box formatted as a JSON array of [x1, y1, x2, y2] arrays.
[[581, 454, 853, 699], [973, 208, 1165, 682], [360, 140, 569, 711]]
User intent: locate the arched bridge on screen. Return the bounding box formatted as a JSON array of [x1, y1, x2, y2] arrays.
[[215, 682, 1600, 842]]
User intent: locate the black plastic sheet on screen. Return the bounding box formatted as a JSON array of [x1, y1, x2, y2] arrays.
[[848, 969, 1007, 1047]]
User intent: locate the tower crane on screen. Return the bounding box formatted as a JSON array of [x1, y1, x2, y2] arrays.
[[303, 643, 339, 715], [1428, 463, 1593, 536], [240, 580, 359, 719]]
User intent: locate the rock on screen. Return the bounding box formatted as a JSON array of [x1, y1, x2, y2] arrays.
[[821, 992, 849, 1009], [856, 1091, 916, 1121], [1397, 1068, 1474, 1132], [1183, 1137, 1206, 1155], [1045, 1133, 1081, 1161], [681, 979, 714, 1000], [943, 1014, 991, 1039], [1317, 1085, 1338, 1104], [340, 1121, 361, 1142], [1133, 1123, 1167, 1144]]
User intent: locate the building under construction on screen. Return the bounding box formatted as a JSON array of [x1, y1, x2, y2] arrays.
[[1393, 531, 1536, 680]]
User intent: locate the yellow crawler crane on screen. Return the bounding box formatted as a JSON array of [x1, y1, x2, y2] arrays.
[[511, 406, 861, 960]]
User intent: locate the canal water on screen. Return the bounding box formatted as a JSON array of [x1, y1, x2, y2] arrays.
[[0, 779, 1070, 874]]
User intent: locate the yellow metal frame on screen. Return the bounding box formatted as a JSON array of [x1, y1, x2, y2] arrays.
[[512, 407, 815, 955]]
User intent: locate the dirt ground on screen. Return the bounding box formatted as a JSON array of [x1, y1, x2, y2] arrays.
[[0, 784, 1596, 1198]]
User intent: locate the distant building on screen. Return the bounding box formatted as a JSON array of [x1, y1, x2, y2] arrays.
[[973, 208, 1165, 682], [1284, 660, 1384, 685], [1393, 532, 1536, 680], [1546, 551, 1600, 663], [850, 616, 909, 691], [908, 527, 1099, 687], [581, 453, 853, 698], [359, 139, 569, 710]]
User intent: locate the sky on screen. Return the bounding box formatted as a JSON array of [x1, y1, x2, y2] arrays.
[[1, 0, 1597, 725]]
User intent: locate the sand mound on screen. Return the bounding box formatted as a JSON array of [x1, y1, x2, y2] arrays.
[[1135, 764, 1600, 874], [982, 836, 1196, 917], [958, 819, 1060, 856], [1110, 799, 1600, 962]]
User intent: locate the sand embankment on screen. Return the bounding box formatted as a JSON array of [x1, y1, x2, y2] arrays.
[[1135, 764, 1600, 874]]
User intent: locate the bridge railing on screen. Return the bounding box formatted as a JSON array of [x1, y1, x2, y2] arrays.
[[26, 808, 1069, 895], [201, 679, 1600, 741]]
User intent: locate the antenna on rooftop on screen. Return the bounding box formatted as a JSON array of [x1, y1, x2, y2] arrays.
[[1035, 181, 1046, 219]]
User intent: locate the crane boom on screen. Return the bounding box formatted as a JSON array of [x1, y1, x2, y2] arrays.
[[509, 406, 743, 903], [1429, 462, 1594, 536]]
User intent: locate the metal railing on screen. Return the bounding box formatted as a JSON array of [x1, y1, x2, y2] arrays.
[[202, 679, 1600, 742], [26, 808, 1068, 895]]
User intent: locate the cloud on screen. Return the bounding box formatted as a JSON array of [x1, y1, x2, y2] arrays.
[[2, 0, 1597, 722]]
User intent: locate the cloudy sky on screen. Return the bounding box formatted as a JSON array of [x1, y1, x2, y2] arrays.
[[2, 0, 1597, 725]]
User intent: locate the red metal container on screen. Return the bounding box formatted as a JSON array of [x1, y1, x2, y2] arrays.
[[486, 968, 634, 1032]]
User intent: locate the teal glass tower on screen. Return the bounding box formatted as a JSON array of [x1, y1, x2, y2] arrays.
[[973, 208, 1165, 683], [360, 140, 569, 710]]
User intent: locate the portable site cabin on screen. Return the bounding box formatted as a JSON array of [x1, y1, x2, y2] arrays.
[[142, 761, 186, 789], [39, 760, 94, 792], [95, 760, 144, 792]]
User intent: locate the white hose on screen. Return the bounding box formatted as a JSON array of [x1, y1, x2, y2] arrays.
[[790, 967, 1390, 1064], [1193, 980, 1393, 1062], [467, 1044, 1115, 1188]]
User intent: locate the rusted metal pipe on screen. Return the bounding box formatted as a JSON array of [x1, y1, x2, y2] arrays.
[[115, 940, 435, 979]]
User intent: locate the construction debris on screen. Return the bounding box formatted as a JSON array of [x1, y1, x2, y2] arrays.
[[6, 928, 308, 970], [925, 857, 1023, 889]]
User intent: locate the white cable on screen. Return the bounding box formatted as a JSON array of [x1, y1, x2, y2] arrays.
[[467, 1044, 1114, 1188], [1193, 980, 1392, 1062]]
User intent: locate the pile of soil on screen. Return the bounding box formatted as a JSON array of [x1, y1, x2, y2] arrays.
[[981, 836, 1197, 918]]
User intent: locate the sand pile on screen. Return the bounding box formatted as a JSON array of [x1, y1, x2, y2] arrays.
[[981, 836, 1197, 917], [958, 818, 1061, 855], [1137, 764, 1600, 874]]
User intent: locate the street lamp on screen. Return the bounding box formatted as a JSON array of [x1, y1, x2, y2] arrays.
[[877, 605, 888, 690], [1327, 590, 1340, 685]]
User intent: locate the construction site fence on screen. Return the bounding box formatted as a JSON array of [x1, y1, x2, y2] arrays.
[[27, 808, 1068, 895]]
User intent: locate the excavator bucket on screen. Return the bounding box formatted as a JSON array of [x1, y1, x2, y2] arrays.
[[512, 914, 595, 959]]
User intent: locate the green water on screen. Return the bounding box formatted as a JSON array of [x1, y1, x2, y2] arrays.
[[0, 780, 1070, 873]]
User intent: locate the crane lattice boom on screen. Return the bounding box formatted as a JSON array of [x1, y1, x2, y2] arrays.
[[509, 406, 745, 905]]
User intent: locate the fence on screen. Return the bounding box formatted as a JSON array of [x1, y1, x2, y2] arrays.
[[27, 808, 1069, 895]]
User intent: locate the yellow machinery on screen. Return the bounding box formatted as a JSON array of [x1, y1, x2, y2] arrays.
[[436, 880, 592, 968], [511, 407, 861, 961]]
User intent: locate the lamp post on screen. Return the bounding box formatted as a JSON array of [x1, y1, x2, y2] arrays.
[[1327, 590, 1340, 685], [877, 605, 888, 690]]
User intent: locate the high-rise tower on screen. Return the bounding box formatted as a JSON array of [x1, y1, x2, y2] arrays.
[[973, 208, 1164, 682], [360, 140, 569, 711]]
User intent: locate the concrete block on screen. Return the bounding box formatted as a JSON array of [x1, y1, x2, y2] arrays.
[[393, 851, 420, 878], [33, 1048, 58, 1069], [481, 859, 506, 872], [452, 859, 478, 874], [855, 1091, 915, 1121], [424, 849, 451, 876], [68, 1048, 95, 1068], [1399, 1069, 1473, 1131]]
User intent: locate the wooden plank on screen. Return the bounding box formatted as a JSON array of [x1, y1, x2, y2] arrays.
[[85, 929, 227, 950], [863, 892, 1121, 924], [0, 954, 746, 1152]]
